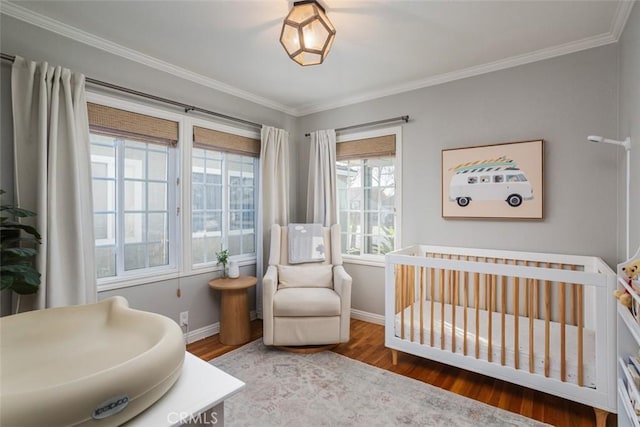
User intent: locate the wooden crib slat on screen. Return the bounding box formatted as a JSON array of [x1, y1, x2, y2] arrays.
[[514, 268, 520, 370], [493, 258, 498, 311], [544, 263, 551, 378], [464, 266, 469, 356], [452, 268, 457, 353], [571, 284, 576, 326], [445, 254, 453, 304], [523, 263, 529, 317], [483, 258, 489, 310], [430, 264, 435, 347], [501, 266, 507, 366], [410, 266, 415, 342], [474, 258, 480, 360], [569, 265, 577, 326], [420, 266, 425, 345], [534, 262, 540, 319], [440, 259, 445, 350], [487, 267, 493, 364], [398, 265, 405, 340], [559, 263, 566, 382]]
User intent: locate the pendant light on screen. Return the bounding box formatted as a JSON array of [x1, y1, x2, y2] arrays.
[[280, 0, 336, 66]]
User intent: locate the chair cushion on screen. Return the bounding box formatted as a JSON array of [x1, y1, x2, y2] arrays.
[[273, 288, 341, 317], [278, 264, 333, 289]]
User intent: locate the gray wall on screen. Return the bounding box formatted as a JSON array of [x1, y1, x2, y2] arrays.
[[0, 15, 295, 323], [297, 45, 620, 316], [1, 11, 635, 322], [619, 3, 640, 259]]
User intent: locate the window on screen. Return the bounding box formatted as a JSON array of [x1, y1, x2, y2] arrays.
[[336, 128, 401, 258], [89, 102, 178, 281], [191, 126, 259, 267]]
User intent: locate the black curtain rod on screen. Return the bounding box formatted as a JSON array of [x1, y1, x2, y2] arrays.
[[304, 115, 409, 137], [1, 53, 263, 129]]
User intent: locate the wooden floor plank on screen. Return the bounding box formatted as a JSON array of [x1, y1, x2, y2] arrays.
[[187, 318, 615, 427]]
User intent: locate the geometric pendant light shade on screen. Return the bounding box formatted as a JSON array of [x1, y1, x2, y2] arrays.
[[280, 0, 336, 66]]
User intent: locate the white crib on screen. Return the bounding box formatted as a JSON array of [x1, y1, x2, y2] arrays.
[[384, 245, 617, 426]]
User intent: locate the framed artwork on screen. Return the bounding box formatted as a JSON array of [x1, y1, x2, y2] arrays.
[[441, 140, 544, 219]]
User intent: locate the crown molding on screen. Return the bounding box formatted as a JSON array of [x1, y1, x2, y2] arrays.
[[294, 1, 636, 116], [2, 0, 634, 118], [0, 1, 297, 116], [295, 30, 622, 116], [611, 0, 636, 41]]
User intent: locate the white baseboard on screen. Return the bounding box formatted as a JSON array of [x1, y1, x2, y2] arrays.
[[185, 309, 383, 344], [185, 310, 257, 344], [350, 308, 385, 325]]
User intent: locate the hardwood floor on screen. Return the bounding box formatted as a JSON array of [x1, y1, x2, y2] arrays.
[[187, 318, 615, 427]]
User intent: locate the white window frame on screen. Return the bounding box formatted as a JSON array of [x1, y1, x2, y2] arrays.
[[87, 92, 184, 289], [337, 126, 402, 267], [183, 117, 260, 275], [88, 93, 261, 291], [87, 91, 184, 292]]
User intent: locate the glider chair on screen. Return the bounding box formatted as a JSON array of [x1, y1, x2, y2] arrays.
[[263, 224, 352, 349]]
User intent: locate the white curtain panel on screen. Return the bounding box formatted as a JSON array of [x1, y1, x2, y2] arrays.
[[257, 125, 290, 318], [306, 129, 337, 227], [11, 56, 96, 310]]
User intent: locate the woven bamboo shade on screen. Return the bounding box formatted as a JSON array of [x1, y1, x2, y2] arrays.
[[193, 126, 260, 157], [87, 102, 178, 146], [336, 135, 395, 161]]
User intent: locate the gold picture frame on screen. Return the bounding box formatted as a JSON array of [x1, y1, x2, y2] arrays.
[[442, 140, 544, 219]]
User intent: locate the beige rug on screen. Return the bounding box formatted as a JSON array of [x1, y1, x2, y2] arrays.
[[210, 339, 549, 427]]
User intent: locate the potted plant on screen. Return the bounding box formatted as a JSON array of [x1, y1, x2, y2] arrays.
[[0, 189, 42, 311], [216, 248, 229, 278]]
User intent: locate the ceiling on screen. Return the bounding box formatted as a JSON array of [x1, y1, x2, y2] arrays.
[[1, 1, 635, 116]]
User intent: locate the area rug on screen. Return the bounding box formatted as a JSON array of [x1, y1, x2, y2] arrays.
[[210, 339, 548, 427]]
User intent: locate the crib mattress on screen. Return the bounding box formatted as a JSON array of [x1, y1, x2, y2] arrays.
[[394, 302, 596, 388]]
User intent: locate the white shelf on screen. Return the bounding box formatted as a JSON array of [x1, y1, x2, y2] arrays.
[[619, 357, 640, 400], [619, 378, 640, 427], [619, 304, 640, 346], [620, 249, 640, 427]]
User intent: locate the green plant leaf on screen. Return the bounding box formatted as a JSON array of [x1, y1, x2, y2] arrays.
[[1, 264, 41, 284], [1, 237, 40, 249], [10, 280, 40, 295], [1, 190, 41, 295], [0, 275, 15, 290], [0, 206, 37, 217], [0, 222, 42, 240], [3, 247, 38, 257]]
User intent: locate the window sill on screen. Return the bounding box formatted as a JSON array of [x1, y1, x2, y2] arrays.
[[97, 258, 256, 292], [97, 270, 181, 292], [342, 255, 385, 268]]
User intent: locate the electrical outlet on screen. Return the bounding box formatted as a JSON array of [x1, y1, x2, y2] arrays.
[[179, 311, 188, 327]]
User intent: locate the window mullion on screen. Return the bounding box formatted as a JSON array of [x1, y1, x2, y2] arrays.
[[169, 146, 178, 270], [145, 146, 150, 269], [222, 153, 229, 251], [359, 160, 365, 256], [116, 138, 125, 277]]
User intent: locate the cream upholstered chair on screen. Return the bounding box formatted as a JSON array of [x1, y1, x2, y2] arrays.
[[262, 224, 352, 347]]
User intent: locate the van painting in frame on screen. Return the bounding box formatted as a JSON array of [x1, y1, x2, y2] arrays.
[[442, 140, 544, 219]]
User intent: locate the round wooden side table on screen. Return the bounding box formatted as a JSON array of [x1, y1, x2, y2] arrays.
[[208, 275, 257, 345]]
